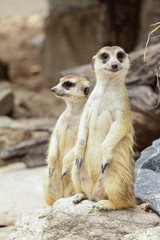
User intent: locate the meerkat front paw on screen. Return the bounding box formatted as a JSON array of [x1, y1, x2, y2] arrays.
[[73, 193, 86, 204], [101, 147, 113, 173], [49, 168, 54, 178], [47, 156, 56, 178], [75, 156, 83, 169], [48, 166, 55, 178], [101, 159, 110, 173], [60, 170, 68, 180]]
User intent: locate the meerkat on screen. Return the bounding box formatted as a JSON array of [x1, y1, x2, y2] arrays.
[[72, 46, 135, 210], [44, 75, 90, 206]]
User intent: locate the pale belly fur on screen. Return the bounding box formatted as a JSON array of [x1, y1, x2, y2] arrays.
[[79, 109, 114, 199]]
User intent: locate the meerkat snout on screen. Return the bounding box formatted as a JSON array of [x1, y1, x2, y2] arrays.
[[111, 63, 118, 71], [51, 87, 55, 92]]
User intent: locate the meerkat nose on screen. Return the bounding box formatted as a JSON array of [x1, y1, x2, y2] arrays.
[[51, 87, 55, 92], [111, 64, 118, 70]]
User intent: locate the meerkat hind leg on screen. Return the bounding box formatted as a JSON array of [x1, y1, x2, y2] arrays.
[[73, 193, 86, 204]]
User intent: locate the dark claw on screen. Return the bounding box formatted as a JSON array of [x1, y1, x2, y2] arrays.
[[60, 171, 67, 180], [75, 157, 83, 169], [101, 162, 110, 174], [49, 168, 54, 178]]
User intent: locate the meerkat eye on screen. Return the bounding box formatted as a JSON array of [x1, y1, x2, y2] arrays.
[[83, 87, 90, 96], [62, 81, 75, 90], [100, 52, 109, 61], [117, 52, 125, 61]]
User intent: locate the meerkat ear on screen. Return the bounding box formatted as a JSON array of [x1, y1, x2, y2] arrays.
[[83, 86, 90, 96], [91, 56, 96, 70]]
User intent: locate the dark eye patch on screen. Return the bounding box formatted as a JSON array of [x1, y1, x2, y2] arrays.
[[62, 81, 75, 90], [117, 51, 125, 62], [100, 52, 109, 63]]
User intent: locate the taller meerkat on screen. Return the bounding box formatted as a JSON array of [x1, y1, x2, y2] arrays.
[[44, 75, 90, 206], [72, 46, 135, 210]]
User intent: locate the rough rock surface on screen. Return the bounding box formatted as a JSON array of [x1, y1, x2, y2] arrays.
[[9, 209, 47, 240], [135, 139, 160, 215], [0, 81, 14, 115], [123, 226, 160, 240], [9, 197, 160, 240]]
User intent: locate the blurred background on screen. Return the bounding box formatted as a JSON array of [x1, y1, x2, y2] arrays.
[[0, 0, 160, 239]]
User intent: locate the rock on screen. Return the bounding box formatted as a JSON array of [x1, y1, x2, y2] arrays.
[[0, 137, 48, 167], [9, 197, 160, 240], [123, 226, 160, 240], [135, 138, 160, 215], [0, 81, 14, 115], [0, 117, 32, 148], [8, 209, 48, 240], [135, 138, 160, 172], [0, 163, 46, 226], [0, 116, 54, 167]]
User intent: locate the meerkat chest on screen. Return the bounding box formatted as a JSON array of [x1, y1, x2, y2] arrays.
[[57, 114, 79, 151], [87, 94, 115, 136]]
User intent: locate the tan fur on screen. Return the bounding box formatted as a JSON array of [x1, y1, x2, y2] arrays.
[[72, 46, 136, 210], [44, 75, 90, 206]]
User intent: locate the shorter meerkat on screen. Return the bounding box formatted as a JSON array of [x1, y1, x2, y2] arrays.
[[44, 75, 90, 206], [72, 46, 135, 210]]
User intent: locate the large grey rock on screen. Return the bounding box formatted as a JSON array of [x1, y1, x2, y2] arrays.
[[135, 139, 160, 172], [135, 139, 160, 215], [0, 82, 14, 115], [9, 197, 160, 240]]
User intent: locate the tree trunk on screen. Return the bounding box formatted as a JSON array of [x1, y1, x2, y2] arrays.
[[97, 0, 143, 52]]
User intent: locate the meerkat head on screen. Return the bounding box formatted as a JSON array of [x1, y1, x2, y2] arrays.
[[51, 75, 90, 102], [92, 46, 130, 80]]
